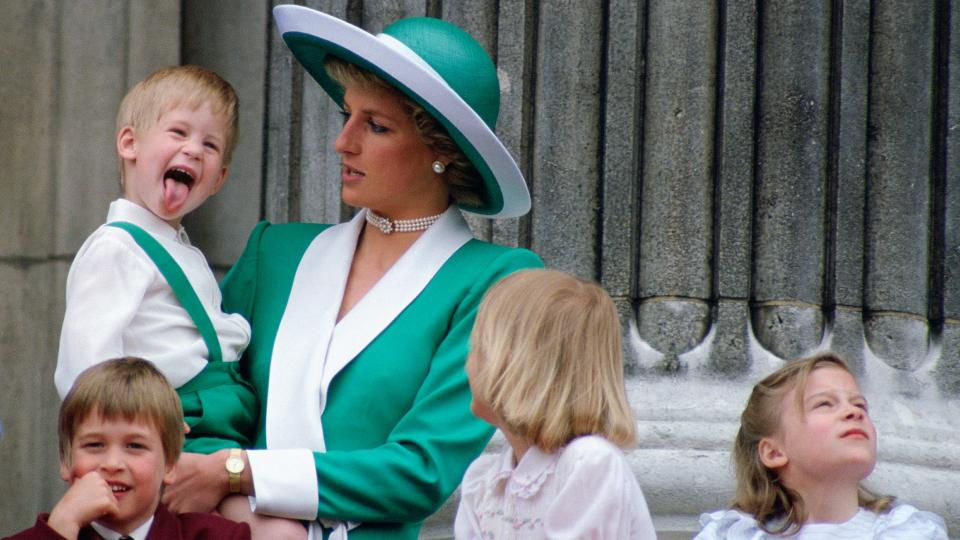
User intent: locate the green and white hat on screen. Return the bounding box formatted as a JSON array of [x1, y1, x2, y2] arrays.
[[273, 4, 531, 218]]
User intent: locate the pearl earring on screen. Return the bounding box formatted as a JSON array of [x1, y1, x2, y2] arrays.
[[432, 161, 446, 174]]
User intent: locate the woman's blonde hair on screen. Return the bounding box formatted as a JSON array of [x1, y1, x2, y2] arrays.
[[732, 352, 894, 534], [324, 57, 484, 207], [469, 269, 636, 453], [116, 65, 240, 168], [59, 357, 185, 467]]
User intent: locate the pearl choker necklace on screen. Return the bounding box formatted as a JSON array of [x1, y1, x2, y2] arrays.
[[365, 209, 444, 234]]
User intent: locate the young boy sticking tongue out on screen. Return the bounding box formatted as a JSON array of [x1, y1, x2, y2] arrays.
[[56, 65, 257, 460]]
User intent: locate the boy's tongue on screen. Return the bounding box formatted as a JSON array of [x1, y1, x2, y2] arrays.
[[163, 177, 190, 212]]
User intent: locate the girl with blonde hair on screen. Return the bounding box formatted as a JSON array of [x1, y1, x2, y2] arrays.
[[696, 353, 947, 539], [455, 268, 657, 539]]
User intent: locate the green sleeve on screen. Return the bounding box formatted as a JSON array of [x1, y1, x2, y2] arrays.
[[312, 247, 543, 526]]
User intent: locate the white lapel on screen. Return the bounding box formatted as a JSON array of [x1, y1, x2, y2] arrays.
[[320, 207, 473, 396], [264, 213, 362, 450], [265, 207, 473, 451]]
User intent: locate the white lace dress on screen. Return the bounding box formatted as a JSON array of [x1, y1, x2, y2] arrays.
[[694, 505, 948, 540], [454, 435, 657, 539]]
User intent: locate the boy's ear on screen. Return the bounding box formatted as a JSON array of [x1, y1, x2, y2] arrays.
[[162, 460, 177, 486], [117, 125, 137, 161], [758, 437, 788, 469], [59, 461, 72, 483], [210, 166, 229, 195]]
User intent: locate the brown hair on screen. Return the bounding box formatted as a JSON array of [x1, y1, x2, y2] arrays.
[[732, 352, 894, 534], [116, 64, 240, 173], [59, 357, 185, 467], [324, 57, 484, 207], [469, 269, 636, 453]]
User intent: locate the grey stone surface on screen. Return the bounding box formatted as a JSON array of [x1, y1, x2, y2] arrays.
[[638, 299, 710, 370], [0, 0, 57, 258], [0, 262, 66, 535], [754, 1, 829, 305], [445, 1, 497, 242], [126, 1, 180, 88], [936, 322, 960, 396], [863, 0, 933, 317], [832, 0, 870, 308], [263, 0, 301, 223], [54, 2, 171, 255], [705, 299, 750, 375], [634, 0, 715, 360], [947, 0, 960, 321], [715, 0, 756, 301], [829, 307, 866, 373], [181, 0, 267, 268], [600, 0, 643, 298], [639, 0, 715, 301], [530, 1, 602, 278], [298, 0, 351, 226], [865, 314, 930, 371], [490, 0, 535, 249], [751, 3, 830, 356], [751, 304, 825, 360]]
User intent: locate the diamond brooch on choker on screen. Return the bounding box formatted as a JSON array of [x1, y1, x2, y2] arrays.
[[365, 209, 444, 234]]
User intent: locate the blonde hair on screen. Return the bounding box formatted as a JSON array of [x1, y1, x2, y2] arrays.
[[59, 357, 185, 467], [116, 64, 240, 175], [323, 57, 484, 207], [732, 352, 894, 534], [469, 269, 636, 453]]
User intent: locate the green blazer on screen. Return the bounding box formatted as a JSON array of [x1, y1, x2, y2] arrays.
[[221, 209, 542, 539]]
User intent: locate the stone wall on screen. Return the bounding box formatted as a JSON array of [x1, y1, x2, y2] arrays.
[[1, 1, 957, 537]]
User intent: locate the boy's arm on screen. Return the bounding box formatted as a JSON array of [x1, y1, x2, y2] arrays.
[[46, 472, 120, 540], [55, 234, 153, 398]]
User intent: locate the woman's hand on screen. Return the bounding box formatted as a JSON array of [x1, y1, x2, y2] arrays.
[[162, 450, 230, 513]]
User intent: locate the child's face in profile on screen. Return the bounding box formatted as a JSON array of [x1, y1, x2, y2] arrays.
[[765, 366, 877, 489], [118, 103, 231, 228], [60, 412, 175, 533]]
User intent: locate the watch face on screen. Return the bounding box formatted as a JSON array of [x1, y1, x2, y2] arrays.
[[226, 458, 244, 474]]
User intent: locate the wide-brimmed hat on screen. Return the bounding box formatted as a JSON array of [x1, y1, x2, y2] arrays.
[[273, 5, 530, 218]]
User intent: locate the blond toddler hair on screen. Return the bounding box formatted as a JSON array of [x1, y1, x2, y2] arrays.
[[469, 268, 636, 452], [116, 65, 239, 180]]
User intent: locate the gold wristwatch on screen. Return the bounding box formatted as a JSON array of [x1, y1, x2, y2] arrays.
[[225, 448, 245, 493]]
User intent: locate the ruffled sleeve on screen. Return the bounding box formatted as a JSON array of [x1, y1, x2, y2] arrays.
[[694, 509, 767, 540], [874, 504, 948, 539]]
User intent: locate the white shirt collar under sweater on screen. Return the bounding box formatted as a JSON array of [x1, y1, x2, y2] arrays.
[[91, 516, 153, 540]]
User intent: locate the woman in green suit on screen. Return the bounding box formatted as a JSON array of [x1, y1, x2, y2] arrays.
[[163, 5, 541, 539]]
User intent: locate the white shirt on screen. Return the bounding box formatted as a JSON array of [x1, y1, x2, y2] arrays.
[[454, 435, 657, 539], [55, 198, 251, 396], [694, 505, 948, 540]]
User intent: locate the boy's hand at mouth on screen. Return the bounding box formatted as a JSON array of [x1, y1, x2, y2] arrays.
[[47, 471, 120, 539]]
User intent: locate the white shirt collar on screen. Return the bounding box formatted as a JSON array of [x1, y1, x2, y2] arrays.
[[488, 443, 559, 499], [107, 198, 189, 244], [90, 515, 154, 540]]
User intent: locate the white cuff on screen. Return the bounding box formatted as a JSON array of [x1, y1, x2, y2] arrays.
[[247, 448, 318, 520]]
